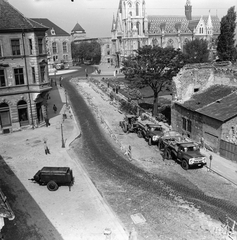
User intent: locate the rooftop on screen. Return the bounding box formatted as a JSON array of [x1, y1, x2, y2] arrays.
[[31, 18, 70, 36], [178, 85, 237, 122], [0, 0, 48, 32]]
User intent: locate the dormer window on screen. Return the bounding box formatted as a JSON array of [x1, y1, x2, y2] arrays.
[[51, 28, 56, 35]]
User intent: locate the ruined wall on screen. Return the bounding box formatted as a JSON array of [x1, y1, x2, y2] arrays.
[[172, 62, 237, 103], [221, 116, 237, 144]]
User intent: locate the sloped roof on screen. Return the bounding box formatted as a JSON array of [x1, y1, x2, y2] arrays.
[[178, 85, 237, 122], [197, 91, 237, 122], [192, 15, 220, 34], [31, 18, 70, 36], [0, 0, 48, 32], [148, 15, 220, 35], [71, 22, 85, 33]]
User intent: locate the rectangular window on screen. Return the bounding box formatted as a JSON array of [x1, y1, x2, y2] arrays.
[[14, 68, 24, 85], [40, 66, 45, 82], [38, 38, 43, 54], [182, 117, 186, 130], [0, 69, 6, 87], [32, 67, 36, 83], [11, 39, 21, 55], [63, 43, 67, 53], [187, 119, 192, 133], [52, 42, 57, 54], [29, 39, 33, 55]]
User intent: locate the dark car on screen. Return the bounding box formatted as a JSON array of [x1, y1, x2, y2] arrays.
[[30, 167, 74, 191]]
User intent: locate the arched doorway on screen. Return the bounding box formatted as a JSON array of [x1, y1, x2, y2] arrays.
[[0, 102, 11, 129], [17, 100, 29, 126], [36, 102, 43, 124]]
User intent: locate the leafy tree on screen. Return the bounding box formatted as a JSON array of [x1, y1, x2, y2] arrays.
[[122, 46, 185, 116], [183, 39, 209, 63], [217, 6, 237, 61], [71, 41, 101, 64]]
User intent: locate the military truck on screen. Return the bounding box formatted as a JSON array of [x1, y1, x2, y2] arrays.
[[158, 131, 206, 170], [29, 167, 74, 191], [136, 120, 165, 145], [119, 114, 138, 133]]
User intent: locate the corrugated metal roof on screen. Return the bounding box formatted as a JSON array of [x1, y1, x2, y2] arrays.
[[31, 18, 70, 36], [0, 0, 48, 31]]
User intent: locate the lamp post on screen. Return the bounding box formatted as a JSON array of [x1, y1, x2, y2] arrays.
[[61, 123, 65, 148], [65, 89, 68, 106]]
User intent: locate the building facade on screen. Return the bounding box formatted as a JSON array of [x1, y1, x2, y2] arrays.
[[32, 18, 73, 73], [0, 0, 51, 133], [111, 0, 220, 67], [171, 62, 237, 154]]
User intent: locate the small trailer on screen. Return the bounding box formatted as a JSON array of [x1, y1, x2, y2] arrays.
[[29, 167, 74, 191]]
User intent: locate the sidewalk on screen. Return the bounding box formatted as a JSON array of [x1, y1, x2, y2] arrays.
[[201, 148, 237, 186], [0, 84, 128, 240]]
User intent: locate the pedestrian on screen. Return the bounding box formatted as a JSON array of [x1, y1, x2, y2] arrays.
[[43, 140, 50, 155], [54, 79, 57, 86], [53, 104, 57, 113], [200, 137, 205, 149]]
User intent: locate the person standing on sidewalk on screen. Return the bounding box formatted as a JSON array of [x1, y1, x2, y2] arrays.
[[53, 104, 57, 113], [43, 140, 50, 155]]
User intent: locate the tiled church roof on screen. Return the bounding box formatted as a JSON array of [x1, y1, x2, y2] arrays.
[[148, 15, 220, 35], [0, 0, 48, 31]]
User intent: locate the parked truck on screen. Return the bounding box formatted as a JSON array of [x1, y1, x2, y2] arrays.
[[136, 120, 165, 145], [158, 131, 206, 170]]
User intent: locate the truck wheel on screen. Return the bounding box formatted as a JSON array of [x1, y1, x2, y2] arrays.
[[47, 181, 59, 191], [164, 149, 172, 160], [137, 131, 143, 138], [181, 160, 189, 170], [148, 138, 152, 146], [158, 140, 164, 151]]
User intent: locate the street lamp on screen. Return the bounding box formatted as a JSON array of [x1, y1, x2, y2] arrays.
[[61, 123, 65, 148], [65, 90, 68, 106]]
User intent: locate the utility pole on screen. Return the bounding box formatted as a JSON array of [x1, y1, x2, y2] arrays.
[[61, 123, 65, 148]]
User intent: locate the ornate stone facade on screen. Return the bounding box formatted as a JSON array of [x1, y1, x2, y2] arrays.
[[111, 0, 220, 67]]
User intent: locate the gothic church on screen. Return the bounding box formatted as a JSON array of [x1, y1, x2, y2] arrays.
[[111, 0, 220, 67]]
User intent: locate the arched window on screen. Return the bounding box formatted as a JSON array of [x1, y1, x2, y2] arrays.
[[63, 42, 67, 53], [136, 22, 140, 35], [167, 39, 174, 47], [17, 100, 29, 126], [0, 102, 11, 127], [52, 42, 57, 54], [152, 38, 158, 46], [136, 2, 139, 16]]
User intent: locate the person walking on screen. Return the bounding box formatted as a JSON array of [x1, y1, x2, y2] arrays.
[[43, 140, 50, 155], [53, 104, 57, 113]]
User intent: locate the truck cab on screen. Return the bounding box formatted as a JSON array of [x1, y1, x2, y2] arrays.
[[176, 143, 206, 170], [145, 124, 164, 145]]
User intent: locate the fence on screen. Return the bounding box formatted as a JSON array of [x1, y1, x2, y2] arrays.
[[220, 140, 237, 163]]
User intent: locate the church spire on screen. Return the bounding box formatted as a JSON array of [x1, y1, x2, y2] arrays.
[[185, 0, 192, 20], [111, 14, 116, 32]]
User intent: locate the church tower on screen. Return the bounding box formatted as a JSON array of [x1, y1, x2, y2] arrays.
[[185, 0, 192, 20]]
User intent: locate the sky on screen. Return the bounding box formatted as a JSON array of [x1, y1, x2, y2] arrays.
[[8, 0, 237, 38]]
